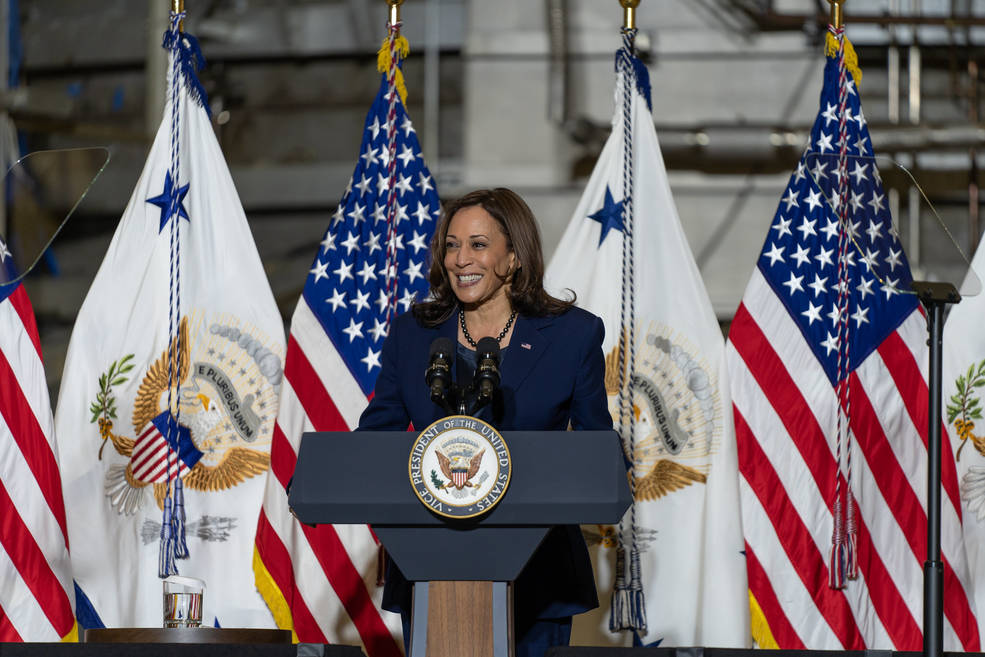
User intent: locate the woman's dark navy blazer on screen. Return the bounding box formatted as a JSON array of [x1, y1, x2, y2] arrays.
[[358, 304, 612, 621]]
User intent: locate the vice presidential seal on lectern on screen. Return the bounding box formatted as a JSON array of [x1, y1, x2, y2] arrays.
[[408, 415, 511, 519]]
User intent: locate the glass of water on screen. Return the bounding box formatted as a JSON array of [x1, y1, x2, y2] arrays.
[[163, 575, 205, 628]]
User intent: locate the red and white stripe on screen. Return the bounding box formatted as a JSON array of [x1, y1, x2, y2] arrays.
[[0, 285, 75, 640], [131, 422, 189, 483], [727, 269, 980, 650], [255, 298, 403, 657]]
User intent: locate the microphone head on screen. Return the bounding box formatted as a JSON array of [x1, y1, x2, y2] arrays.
[[475, 336, 500, 361], [426, 337, 454, 405], [430, 337, 455, 359]]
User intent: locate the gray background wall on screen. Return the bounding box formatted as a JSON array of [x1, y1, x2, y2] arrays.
[[6, 0, 984, 398]]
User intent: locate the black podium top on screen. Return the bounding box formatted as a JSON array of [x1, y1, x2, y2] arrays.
[[289, 429, 630, 527]]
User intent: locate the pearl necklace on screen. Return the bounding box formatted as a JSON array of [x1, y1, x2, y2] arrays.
[[460, 309, 517, 348]]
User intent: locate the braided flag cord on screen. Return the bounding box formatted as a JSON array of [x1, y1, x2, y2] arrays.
[[156, 11, 215, 577], [160, 10, 186, 578], [382, 21, 404, 327], [611, 25, 645, 634], [727, 35, 981, 649], [828, 22, 859, 590]]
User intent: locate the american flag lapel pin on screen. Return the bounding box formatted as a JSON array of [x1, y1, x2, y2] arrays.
[[521, 342, 531, 350]]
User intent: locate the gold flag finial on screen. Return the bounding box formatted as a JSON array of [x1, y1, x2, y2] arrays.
[[387, 0, 404, 26], [172, 0, 184, 30], [828, 0, 845, 29], [620, 0, 641, 30]]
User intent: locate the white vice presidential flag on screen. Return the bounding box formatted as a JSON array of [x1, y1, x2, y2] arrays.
[[943, 242, 985, 643], [545, 41, 749, 648], [55, 25, 285, 629]]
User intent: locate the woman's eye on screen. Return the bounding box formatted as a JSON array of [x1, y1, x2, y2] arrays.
[[446, 241, 458, 249], [472, 242, 486, 249]]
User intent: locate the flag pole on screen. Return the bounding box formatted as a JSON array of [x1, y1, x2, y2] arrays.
[[620, 0, 640, 30], [828, 0, 844, 30], [172, 0, 184, 30], [388, 0, 403, 32]]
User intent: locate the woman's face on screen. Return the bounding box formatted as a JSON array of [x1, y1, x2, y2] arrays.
[[443, 205, 517, 309]]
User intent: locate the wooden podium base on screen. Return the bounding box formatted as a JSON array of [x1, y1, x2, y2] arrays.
[[411, 581, 513, 657]]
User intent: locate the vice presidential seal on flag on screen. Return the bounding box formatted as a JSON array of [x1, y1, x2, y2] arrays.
[[545, 29, 748, 649], [55, 14, 285, 629], [944, 237, 985, 644]]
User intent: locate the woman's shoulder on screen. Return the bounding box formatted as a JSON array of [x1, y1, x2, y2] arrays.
[[530, 305, 604, 345], [548, 304, 603, 328], [390, 309, 427, 334], [390, 308, 450, 337]]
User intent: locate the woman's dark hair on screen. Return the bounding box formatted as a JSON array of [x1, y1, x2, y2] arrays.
[[412, 187, 575, 326]]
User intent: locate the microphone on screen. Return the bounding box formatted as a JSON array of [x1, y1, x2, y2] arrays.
[[473, 337, 501, 403], [426, 337, 455, 408]]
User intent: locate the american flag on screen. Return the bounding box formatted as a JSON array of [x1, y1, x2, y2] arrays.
[[726, 44, 980, 649], [253, 48, 439, 655], [0, 237, 76, 641]]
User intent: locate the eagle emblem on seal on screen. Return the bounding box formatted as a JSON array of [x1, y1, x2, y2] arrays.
[[91, 316, 272, 515], [604, 328, 718, 502], [436, 448, 484, 489]]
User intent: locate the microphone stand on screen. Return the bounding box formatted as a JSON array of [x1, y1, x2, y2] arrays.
[[454, 383, 493, 417], [436, 382, 487, 417], [431, 338, 500, 418], [911, 280, 961, 657]]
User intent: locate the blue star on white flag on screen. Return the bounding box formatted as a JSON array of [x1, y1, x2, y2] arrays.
[[146, 172, 190, 231], [588, 186, 624, 246]]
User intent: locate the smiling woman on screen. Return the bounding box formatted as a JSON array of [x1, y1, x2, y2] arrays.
[[444, 204, 516, 315], [414, 187, 576, 340], [357, 187, 613, 657]]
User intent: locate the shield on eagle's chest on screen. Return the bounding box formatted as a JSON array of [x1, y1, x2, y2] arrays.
[[131, 410, 202, 483], [131, 424, 187, 483]]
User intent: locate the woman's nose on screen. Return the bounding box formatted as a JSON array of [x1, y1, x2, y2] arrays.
[[455, 247, 470, 266]]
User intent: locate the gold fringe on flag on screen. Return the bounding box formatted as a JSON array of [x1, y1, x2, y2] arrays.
[[62, 621, 79, 643], [377, 35, 411, 105], [825, 31, 862, 88], [253, 546, 300, 644], [748, 590, 780, 649]]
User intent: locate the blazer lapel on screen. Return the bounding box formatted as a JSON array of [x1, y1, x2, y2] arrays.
[[502, 314, 552, 391]]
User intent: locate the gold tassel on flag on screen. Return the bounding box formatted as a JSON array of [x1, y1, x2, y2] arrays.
[[824, 0, 861, 86], [377, 37, 410, 106], [378, 0, 409, 106], [824, 34, 862, 88]]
